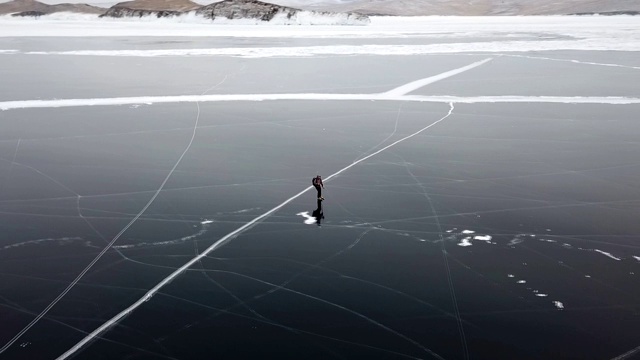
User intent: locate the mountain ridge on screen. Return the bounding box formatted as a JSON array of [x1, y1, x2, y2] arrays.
[[0, 0, 105, 14], [2, 0, 639, 17]]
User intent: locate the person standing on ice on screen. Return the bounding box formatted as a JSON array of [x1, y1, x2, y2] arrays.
[[312, 175, 324, 201]]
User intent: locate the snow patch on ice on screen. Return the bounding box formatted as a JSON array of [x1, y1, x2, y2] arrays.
[[593, 249, 621, 261], [553, 301, 564, 310], [535, 293, 548, 297], [455, 233, 493, 247], [507, 274, 515, 278], [385, 58, 492, 96], [200, 220, 213, 225], [473, 235, 492, 242], [517, 280, 526, 284], [633, 256, 640, 262], [296, 211, 317, 225]]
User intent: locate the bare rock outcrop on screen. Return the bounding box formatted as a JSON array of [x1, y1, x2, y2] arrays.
[[196, 0, 298, 21], [11, 10, 47, 16], [195, 0, 369, 23], [100, 7, 183, 17], [98, 0, 369, 24]]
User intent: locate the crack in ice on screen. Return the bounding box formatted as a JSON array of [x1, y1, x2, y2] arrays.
[[504, 54, 640, 70]]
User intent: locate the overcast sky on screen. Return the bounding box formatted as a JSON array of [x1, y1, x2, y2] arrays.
[[1, 0, 355, 6]]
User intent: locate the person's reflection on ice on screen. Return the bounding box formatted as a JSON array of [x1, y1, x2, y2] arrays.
[[312, 199, 324, 226]]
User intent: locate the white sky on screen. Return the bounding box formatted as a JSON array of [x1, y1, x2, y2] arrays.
[[0, 0, 352, 7]]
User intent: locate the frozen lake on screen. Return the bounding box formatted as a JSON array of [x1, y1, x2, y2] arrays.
[[0, 15, 639, 360]]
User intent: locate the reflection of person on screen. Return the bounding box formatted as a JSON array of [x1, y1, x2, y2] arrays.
[[312, 175, 324, 200], [312, 199, 324, 226]]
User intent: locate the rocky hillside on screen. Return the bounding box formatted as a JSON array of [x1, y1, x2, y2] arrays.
[[99, 0, 369, 23], [193, 0, 368, 23], [196, 0, 299, 21], [0, 0, 105, 15]]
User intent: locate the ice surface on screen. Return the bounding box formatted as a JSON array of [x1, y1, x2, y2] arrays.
[[13, 39, 640, 56], [1, 14, 639, 360]]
